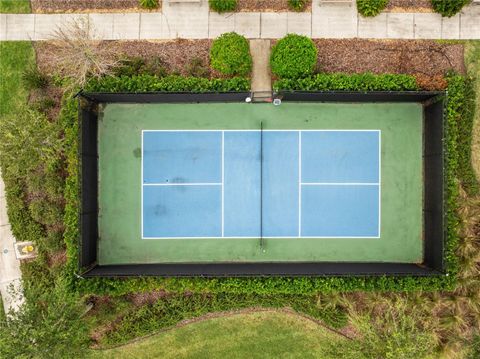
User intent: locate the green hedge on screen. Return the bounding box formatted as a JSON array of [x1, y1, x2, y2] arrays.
[[138, 0, 159, 9], [273, 73, 419, 92], [210, 32, 252, 76], [270, 34, 317, 79], [58, 72, 471, 296], [356, 0, 388, 17], [431, 0, 471, 17], [84, 74, 250, 93], [288, 0, 309, 11]]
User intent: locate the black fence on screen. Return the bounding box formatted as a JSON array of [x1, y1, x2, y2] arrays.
[[79, 91, 445, 277]]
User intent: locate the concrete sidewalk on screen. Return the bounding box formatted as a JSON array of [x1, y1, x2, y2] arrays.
[[0, 0, 479, 41], [0, 171, 24, 315]]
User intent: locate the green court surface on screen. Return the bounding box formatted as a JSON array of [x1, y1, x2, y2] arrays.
[[98, 102, 423, 265]]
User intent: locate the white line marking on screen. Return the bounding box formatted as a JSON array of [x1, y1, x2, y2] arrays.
[[378, 131, 382, 237], [298, 131, 302, 237], [141, 131, 144, 238], [143, 183, 222, 186], [142, 129, 381, 133], [142, 235, 381, 240], [221, 131, 225, 238], [301, 182, 379, 186]]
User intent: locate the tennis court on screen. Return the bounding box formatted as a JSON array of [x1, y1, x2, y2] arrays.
[[142, 130, 380, 239], [96, 101, 423, 266]]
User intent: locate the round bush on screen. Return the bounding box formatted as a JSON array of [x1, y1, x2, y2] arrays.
[[209, 0, 237, 13], [288, 0, 309, 11], [431, 0, 471, 17], [356, 0, 388, 17], [270, 34, 317, 79], [210, 32, 252, 76], [138, 0, 159, 9]]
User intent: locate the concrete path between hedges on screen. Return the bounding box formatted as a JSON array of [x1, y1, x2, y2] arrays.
[[0, 0, 479, 41], [0, 170, 24, 315], [250, 39, 272, 95]]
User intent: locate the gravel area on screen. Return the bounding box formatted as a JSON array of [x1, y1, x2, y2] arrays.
[[314, 39, 465, 89], [31, 0, 161, 13]]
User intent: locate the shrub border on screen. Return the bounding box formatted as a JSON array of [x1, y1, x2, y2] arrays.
[[62, 73, 468, 295]]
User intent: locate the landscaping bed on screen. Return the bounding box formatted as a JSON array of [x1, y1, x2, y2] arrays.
[[237, 0, 311, 12], [30, 0, 160, 13], [385, 0, 433, 12], [313, 39, 465, 90], [35, 40, 215, 78]]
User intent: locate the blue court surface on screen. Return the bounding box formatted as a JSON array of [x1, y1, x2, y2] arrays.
[[142, 130, 381, 239]]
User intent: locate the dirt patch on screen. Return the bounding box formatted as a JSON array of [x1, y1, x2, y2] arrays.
[[35, 39, 215, 78], [386, 0, 433, 12], [31, 0, 161, 13], [237, 0, 311, 12], [314, 39, 465, 89], [127, 290, 169, 306]]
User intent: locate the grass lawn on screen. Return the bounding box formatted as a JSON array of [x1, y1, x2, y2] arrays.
[[90, 310, 346, 359], [0, 0, 30, 13], [0, 41, 35, 116], [465, 41, 480, 179]]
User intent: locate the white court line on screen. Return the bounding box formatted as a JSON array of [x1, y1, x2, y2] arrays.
[[298, 131, 302, 238], [378, 131, 382, 238], [301, 182, 379, 186], [143, 129, 381, 133], [142, 235, 381, 240], [141, 131, 144, 238], [141, 129, 382, 240], [143, 183, 222, 186], [221, 131, 225, 237]]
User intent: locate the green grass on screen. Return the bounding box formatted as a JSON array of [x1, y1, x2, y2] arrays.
[[0, 0, 30, 13], [465, 41, 480, 181], [0, 42, 35, 116], [90, 310, 346, 359]]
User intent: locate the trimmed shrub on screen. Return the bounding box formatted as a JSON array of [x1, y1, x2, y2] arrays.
[[431, 0, 471, 17], [209, 0, 237, 13], [210, 32, 252, 76], [138, 0, 159, 9], [270, 34, 317, 79], [356, 0, 388, 17], [22, 66, 49, 90], [288, 0, 309, 11]]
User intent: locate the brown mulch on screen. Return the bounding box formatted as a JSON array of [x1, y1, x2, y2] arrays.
[[31, 0, 161, 13], [237, 0, 312, 12], [314, 39, 465, 90], [386, 0, 433, 12], [35, 39, 214, 78]]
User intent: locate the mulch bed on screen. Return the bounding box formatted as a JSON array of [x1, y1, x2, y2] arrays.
[[314, 39, 465, 90], [386, 0, 433, 12], [35, 39, 214, 78], [31, 0, 161, 13], [237, 0, 311, 12]]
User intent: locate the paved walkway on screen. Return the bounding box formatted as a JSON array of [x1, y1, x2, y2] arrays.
[[0, 0, 479, 40], [0, 171, 24, 315], [250, 39, 272, 94]]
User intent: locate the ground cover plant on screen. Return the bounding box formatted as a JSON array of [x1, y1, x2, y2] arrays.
[[0, 0, 30, 13], [209, 0, 237, 13], [270, 34, 317, 79], [210, 32, 252, 76], [288, 0, 309, 12], [138, 0, 159, 9], [356, 0, 388, 17]]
